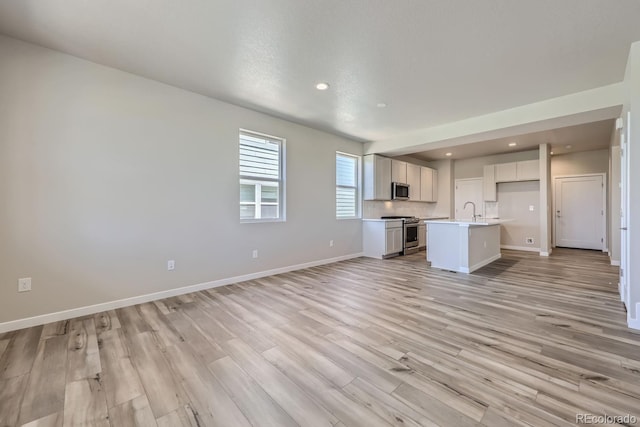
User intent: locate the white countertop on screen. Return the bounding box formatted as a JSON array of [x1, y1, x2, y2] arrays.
[[424, 218, 512, 226]]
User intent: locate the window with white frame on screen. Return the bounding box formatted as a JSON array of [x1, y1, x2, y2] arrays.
[[239, 130, 285, 221], [336, 152, 361, 219]]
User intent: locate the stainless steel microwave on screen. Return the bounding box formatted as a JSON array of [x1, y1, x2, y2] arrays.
[[391, 182, 409, 200]]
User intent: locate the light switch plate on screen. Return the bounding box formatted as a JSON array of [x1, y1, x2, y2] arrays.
[[529, 205, 535, 211]]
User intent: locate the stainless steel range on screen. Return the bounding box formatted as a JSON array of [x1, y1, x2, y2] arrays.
[[380, 216, 420, 255]]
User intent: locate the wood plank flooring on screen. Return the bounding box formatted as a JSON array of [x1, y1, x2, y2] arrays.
[[1, 248, 639, 426]]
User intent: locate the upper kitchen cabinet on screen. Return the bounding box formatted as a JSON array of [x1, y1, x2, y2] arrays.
[[516, 159, 540, 181], [483, 164, 497, 201], [406, 163, 421, 200], [420, 167, 438, 202], [495, 162, 517, 182], [364, 154, 392, 200], [391, 159, 407, 183]]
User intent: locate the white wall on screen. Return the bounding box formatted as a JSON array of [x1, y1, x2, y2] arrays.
[[0, 36, 363, 324]]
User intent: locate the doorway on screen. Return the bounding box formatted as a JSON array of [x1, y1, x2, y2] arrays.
[[454, 178, 483, 220], [554, 174, 606, 250]]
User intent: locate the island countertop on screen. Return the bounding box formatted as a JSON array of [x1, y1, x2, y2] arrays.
[[424, 218, 513, 226]]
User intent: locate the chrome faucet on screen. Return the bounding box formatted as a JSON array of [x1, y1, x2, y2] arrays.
[[464, 201, 477, 221]]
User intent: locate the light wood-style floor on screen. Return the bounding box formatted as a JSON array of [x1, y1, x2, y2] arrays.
[[1, 249, 639, 427]]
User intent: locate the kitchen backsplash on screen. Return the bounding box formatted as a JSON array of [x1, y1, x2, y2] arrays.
[[484, 201, 499, 218], [364, 200, 440, 219]]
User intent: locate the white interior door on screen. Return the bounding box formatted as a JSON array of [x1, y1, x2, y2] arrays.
[[554, 175, 604, 250], [621, 113, 630, 307], [455, 178, 483, 220]]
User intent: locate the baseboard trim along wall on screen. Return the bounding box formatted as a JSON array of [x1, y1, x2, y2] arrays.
[[611, 259, 621, 266], [460, 254, 502, 274], [501, 245, 540, 253], [629, 303, 640, 331], [540, 251, 550, 257], [0, 252, 364, 334]]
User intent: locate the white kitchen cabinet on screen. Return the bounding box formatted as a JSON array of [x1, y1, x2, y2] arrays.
[[495, 162, 517, 182], [363, 154, 392, 200], [432, 170, 438, 201], [419, 167, 438, 202], [418, 223, 426, 248], [407, 163, 421, 200], [363, 220, 403, 258], [420, 167, 433, 202], [391, 159, 407, 184], [516, 159, 540, 181], [483, 164, 497, 201]]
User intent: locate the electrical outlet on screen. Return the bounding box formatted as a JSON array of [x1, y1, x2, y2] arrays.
[[18, 277, 31, 292], [167, 260, 175, 271], [329, 240, 334, 247], [526, 237, 534, 244], [252, 249, 258, 259], [529, 205, 535, 211]]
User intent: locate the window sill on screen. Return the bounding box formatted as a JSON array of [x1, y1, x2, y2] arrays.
[[240, 218, 286, 224]]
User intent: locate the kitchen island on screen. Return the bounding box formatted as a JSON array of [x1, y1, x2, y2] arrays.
[[425, 219, 511, 273]]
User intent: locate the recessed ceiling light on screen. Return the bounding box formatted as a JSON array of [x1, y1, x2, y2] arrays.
[[508, 142, 517, 147], [445, 152, 452, 157], [315, 82, 330, 90], [565, 144, 572, 149], [376, 102, 387, 108]]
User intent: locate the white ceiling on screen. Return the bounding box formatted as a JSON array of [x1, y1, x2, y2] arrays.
[[0, 1, 639, 143], [412, 119, 615, 161]]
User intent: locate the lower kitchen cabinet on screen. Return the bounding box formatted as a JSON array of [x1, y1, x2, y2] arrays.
[[363, 220, 403, 259]]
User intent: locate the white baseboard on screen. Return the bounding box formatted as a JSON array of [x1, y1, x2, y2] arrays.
[[460, 253, 502, 273], [540, 251, 550, 257], [0, 252, 364, 334], [628, 304, 640, 330], [501, 245, 540, 252], [619, 281, 625, 302], [611, 259, 621, 266]]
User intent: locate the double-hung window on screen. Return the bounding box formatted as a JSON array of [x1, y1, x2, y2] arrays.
[[336, 152, 361, 219], [239, 130, 285, 222]]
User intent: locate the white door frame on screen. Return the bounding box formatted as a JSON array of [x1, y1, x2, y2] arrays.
[[621, 112, 631, 310], [552, 173, 607, 251]]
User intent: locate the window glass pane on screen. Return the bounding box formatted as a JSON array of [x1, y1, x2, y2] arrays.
[[240, 130, 284, 222], [336, 152, 359, 219], [336, 155, 357, 187], [240, 134, 280, 180], [261, 205, 278, 219], [240, 204, 256, 219], [261, 185, 278, 203], [336, 187, 357, 218], [240, 184, 255, 203]]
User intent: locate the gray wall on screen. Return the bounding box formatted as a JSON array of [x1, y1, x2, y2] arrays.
[[497, 181, 541, 249], [550, 149, 609, 177], [0, 36, 363, 323]]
